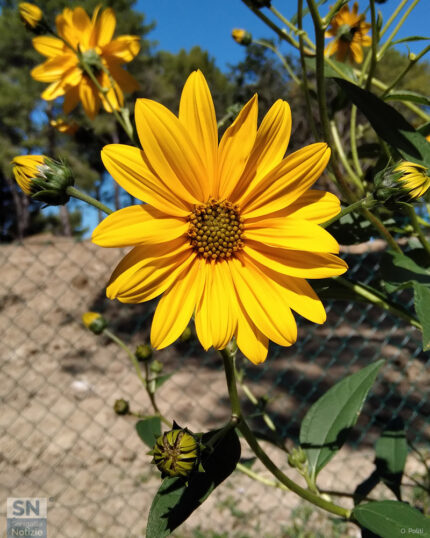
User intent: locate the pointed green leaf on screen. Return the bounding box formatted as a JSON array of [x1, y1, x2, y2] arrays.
[[136, 417, 161, 449], [381, 251, 430, 293], [413, 282, 430, 350], [353, 501, 430, 538], [300, 360, 384, 481], [146, 428, 241, 537], [334, 78, 430, 166], [304, 57, 356, 82], [154, 373, 174, 390], [375, 427, 408, 500], [385, 90, 430, 107]]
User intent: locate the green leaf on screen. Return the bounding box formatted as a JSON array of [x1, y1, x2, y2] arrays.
[[353, 501, 430, 538], [375, 427, 408, 500], [385, 90, 430, 107], [334, 78, 430, 167], [136, 417, 162, 449], [154, 373, 174, 390], [413, 282, 430, 350], [304, 57, 356, 82], [300, 360, 384, 481], [381, 251, 430, 293], [146, 428, 241, 537]]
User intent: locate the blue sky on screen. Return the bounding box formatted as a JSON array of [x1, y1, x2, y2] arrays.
[[138, 0, 429, 71], [68, 0, 430, 235]]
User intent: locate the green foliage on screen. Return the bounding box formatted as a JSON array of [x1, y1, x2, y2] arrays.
[[375, 427, 408, 500], [353, 500, 430, 538], [136, 417, 162, 448], [300, 360, 384, 482]]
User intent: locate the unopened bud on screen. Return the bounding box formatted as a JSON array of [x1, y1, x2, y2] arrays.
[[113, 398, 130, 415], [231, 29, 252, 46], [375, 161, 430, 202], [135, 344, 153, 361], [179, 326, 193, 342], [152, 423, 200, 478], [12, 155, 74, 205], [150, 359, 163, 374], [19, 3, 43, 30], [82, 312, 107, 334], [288, 447, 307, 469]]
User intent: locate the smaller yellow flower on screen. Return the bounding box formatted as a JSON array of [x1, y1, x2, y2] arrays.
[[325, 2, 371, 64], [82, 311, 107, 334], [50, 118, 78, 136], [395, 161, 430, 199], [232, 29, 252, 46], [152, 425, 200, 479], [19, 2, 42, 29], [12, 155, 74, 204]]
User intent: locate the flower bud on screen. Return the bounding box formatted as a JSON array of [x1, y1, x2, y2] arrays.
[[150, 359, 163, 374], [152, 423, 200, 479], [375, 161, 430, 202], [135, 344, 153, 361], [113, 398, 130, 415], [12, 155, 74, 206], [231, 29, 252, 46], [287, 447, 307, 469], [82, 312, 107, 335], [19, 3, 43, 30]]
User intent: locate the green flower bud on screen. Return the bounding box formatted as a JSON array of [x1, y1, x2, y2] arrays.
[[374, 161, 430, 202], [12, 155, 74, 206], [113, 398, 130, 415], [150, 359, 163, 374], [287, 447, 307, 469], [231, 29, 252, 46], [82, 311, 107, 335], [135, 344, 153, 361], [152, 423, 200, 479], [179, 326, 193, 342]]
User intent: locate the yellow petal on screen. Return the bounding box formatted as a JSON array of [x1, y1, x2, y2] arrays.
[[350, 41, 363, 63], [56, 10, 77, 47], [102, 36, 141, 63], [79, 77, 100, 120], [106, 239, 192, 301], [245, 218, 340, 253], [249, 256, 326, 323], [72, 6, 91, 42], [178, 70, 218, 197], [281, 190, 341, 223], [151, 258, 205, 349], [92, 204, 188, 247], [233, 99, 292, 203], [108, 62, 139, 93], [91, 7, 116, 48], [99, 71, 123, 112], [31, 55, 75, 82], [135, 99, 207, 203], [32, 36, 65, 57], [235, 305, 268, 364], [230, 256, 297, 346], [101, 144, 192, 216], [241, 143, 331, 219], [244, 243, 348, 278], [194, 261, 237, 350], [218, 95, 258, 199], [63, 85, 80, 113], [41, 80, 65, 100]]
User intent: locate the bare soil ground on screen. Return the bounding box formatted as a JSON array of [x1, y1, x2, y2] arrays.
[[1, 235, 429, 537]]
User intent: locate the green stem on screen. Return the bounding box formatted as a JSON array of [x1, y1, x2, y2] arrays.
[[365, 0, 378, 91], [220, 346, 351, 520], [323, 0, 348, 26], [361, 207, 403, 253], [236, 462, 289, 490], [66, 186, 113, 215], [407, 205, 430, 257], [104, 329, 146, 386], [380, 0, 410, 38], [335, 277, 422, 330], [383, 44, 430, 96], [321, 194, 377, 228], [330, 120, 365, 193], [350, 105, 363, 178], [142, 360, 171, 427], [269, 5, 315, 50], [378, 0, 421, 61]]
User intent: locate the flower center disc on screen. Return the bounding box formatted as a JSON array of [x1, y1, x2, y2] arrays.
[[188, 198, 244, 260]]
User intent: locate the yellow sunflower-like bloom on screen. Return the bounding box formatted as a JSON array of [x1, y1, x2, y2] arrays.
[[395, 161, 430, 199], [12, 155, 47, 195], [325, 2, 371, 64], [19, 2, 43, 29], [92, 71, 347, 364], [31, 6, 140, 119]]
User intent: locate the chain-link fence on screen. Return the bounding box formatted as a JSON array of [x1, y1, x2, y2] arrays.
[[1, 235, 429, 537]]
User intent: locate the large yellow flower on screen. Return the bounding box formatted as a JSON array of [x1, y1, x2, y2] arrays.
[[31, 6, 140, 119], [92, 71, 347, 364], [325, 2, 371, 64]]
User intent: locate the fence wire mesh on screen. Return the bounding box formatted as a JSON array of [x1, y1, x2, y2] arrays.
[[1, 235, 429, 537]]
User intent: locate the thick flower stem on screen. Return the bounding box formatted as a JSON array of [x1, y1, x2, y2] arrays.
[[361, 207, 403, 254], [220, 347, 351, 520], [407, 205, 430, 258], [321, 194, 377, 228], [66, 186, 113, 215]]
